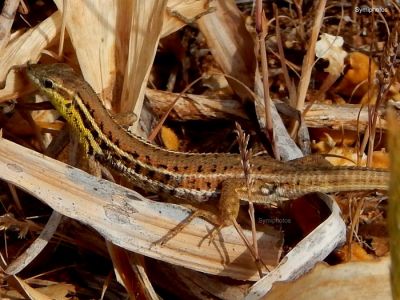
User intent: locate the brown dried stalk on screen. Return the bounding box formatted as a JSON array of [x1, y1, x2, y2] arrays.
[[273, 3, 297, 106], [235, 122, 268, 276], [256, 0, 280, 159], [367, 22, 399, 166]]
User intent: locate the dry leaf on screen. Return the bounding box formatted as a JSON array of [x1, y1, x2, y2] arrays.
[[334, 52, 378, 102], [161, 126, 180, 150], [336, 242, 375, 262], [264, 258, 391, 300], [315, 33, 347, 76]]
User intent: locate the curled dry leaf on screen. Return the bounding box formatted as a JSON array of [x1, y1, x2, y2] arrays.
[[315, 33, 347, 76]]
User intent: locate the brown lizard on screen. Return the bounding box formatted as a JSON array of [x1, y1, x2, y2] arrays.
[[26, 63, 389, 243]]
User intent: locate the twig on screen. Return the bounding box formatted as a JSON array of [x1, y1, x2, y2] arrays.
[[273, 4, 297, 106], [256, 0, 280, 159], [293, 0, 305, 41], [0, 0, 19, 51], [291, 0, 327, 136], [235, 122, 265, 276]]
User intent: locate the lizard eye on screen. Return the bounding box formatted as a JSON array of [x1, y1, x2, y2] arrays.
[[42, 79, 54, 89]]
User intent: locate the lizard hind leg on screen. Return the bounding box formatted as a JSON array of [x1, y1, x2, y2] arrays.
[[199, 180, 243, 245], [155, 180, 242, 247], [200, 180, 243, 245]]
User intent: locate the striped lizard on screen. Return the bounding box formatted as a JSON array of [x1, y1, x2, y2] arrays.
[[26, 63, 389, 241]]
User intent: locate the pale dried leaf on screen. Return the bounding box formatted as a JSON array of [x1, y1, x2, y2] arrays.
[[121, 0, 168, 119], [53, 0, 130, 106], [263, 257, 391, 300], [0, 12, 61, 102], [0, 138, 282, 281], [162, 0, 213, 37]]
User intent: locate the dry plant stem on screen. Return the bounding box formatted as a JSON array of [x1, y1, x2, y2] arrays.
[[129, 253, 159, 300], [372, 1, 390, 34], [57, 0, 67, 59], [230, 217, 268, 272], [145, 90, 388, 131], [367, 25, 399, 167], [293, 0, 305, 41], [393, 0, 400, 13], [166, 3, 216, 24], [106, 242, 140, 300], [273, 4, 296, 106], [235, 122, 263, 277], [347, 197, 365, 260], [388, 108, 400, 300], [292, 0, 326, 136], [144, 88, 248, 121], [18, 0, 28, 14], [257, 8, 280, 160], [247, 204, 264, 276], [255, 0, 262, 33], [268, 46, 302, 75], [359, 110, 370, 164], [295, 0, 326, 109], [364, 17, 378, 166], [0, 0, 19, 51], [100, 271, 114, 300]]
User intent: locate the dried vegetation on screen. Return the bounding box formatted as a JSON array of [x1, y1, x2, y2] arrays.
[[0, 0, 398, 299]]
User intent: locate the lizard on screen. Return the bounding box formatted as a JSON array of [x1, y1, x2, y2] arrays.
[[26, 63, 389, 243]]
